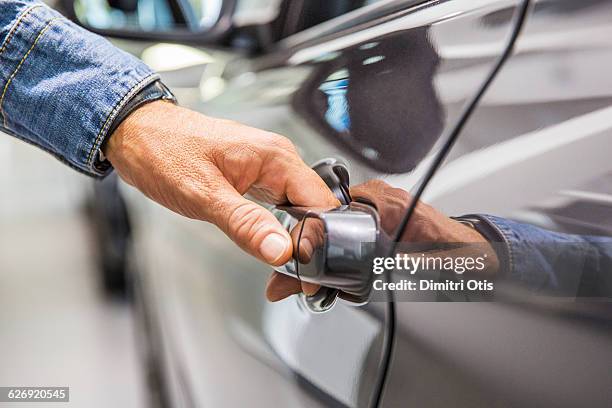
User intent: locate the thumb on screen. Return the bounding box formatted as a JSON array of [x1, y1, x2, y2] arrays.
[[209, 181, 293, 266]]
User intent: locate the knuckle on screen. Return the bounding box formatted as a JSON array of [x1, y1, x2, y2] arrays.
[[269, 134, 297, 152], [368, 179, 389, 189], [217, 118, 241, 129], [353, 179, 385, 195], [390, 186, 411, 201]]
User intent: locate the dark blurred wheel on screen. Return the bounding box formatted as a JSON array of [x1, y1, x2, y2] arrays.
[[83, 173, 132, 298]]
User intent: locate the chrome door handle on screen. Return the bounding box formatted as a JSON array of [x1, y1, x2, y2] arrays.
[[272, 158, 382, 310]]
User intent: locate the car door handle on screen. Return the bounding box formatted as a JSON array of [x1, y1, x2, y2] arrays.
[[273, 159, 381, 308]]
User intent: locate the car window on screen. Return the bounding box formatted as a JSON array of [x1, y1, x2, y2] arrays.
[[286, 0, 384, 33], [265, 0, 391, 41], [74, 0, 223, 31], [75, 0, 175, 31]]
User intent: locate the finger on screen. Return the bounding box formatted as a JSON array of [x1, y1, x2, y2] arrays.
[[208, 178, 293, 266], [296, 217, 325, 263], [265, 272, 320, 301], [301, 281, 321, 296], [351, 180, 412, 235], [290, 218, 322, 296], [266, 272, 302, 301], [350, 180, 389, 208], [284, 164, 340, 207]]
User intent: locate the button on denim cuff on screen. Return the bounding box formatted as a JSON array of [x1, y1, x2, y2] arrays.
[[0, 1, 158, 177]]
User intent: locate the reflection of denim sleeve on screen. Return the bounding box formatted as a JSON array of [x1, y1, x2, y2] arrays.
[[0, 1, 157, 177], [465, 215, 612, 296]]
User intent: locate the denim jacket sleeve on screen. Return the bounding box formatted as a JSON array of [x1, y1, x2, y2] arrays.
[[0, 1, 158, 177], [463, 214, 612, 297]]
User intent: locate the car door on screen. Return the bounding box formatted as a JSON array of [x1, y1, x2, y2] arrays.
[[125, 1, 529, 406], [381, 1, 612, 407]]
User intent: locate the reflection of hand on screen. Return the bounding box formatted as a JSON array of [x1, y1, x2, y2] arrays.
[[293, 216, 326, 264], [267, 179, 501, 302], [351, 180, 498, 273], [105, 101, 339, 267], [351, 180, 484, 241]]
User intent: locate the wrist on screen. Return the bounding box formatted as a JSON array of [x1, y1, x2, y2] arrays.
[[99, 80, 176, 169], [104, 100, 174, 182]]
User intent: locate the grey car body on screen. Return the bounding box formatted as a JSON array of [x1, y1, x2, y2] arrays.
[[79, 0, 612, 406]]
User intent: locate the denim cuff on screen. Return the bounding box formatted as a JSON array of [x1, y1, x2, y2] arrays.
[[0, 1, 158, 177], [468, 214, 602, 295]]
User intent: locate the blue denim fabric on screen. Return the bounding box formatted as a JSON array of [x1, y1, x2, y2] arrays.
[[480, 215, 612, 297], [0, 1, 158, 177]]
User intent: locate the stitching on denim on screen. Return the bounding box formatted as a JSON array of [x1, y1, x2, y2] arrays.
[[492, 218, 515, 277], [0, 4, 42, 56], [85, 73, 158, 169], [481, 215, 515, 277], [0, 17, 60, 128]]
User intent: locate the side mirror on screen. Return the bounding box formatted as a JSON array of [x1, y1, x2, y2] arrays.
[[61, 0, 236, 43]]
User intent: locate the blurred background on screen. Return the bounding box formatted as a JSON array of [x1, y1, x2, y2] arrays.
[[0, 0, 230, 404], [0, 134, 147, 407]]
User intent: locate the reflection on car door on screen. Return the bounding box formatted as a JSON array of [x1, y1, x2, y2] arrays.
[[383, 1, 612, 407], [129, 1, 530, 407]]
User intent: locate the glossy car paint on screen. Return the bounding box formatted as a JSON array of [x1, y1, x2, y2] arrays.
[[106, 0, 612, 406], [383, 0, 612, 406], [120, 1, 531, 407]]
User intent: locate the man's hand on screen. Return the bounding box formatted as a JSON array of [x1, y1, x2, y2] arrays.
[[104, 101, 339, 268]]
